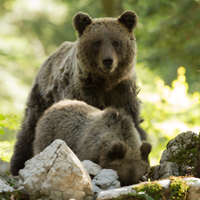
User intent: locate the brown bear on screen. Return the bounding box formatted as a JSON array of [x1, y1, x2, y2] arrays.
[[10, 10, 147, 175], [33, 100, 152, 186]]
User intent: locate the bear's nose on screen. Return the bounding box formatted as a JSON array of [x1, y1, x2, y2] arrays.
[[103, 58, 113, 66]]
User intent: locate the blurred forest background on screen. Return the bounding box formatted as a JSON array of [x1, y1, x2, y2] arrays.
[[0, 0, 199, 168]]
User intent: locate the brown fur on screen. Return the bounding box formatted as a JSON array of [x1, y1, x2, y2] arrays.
[[10, 11, 147, 175], [33, 100, 151, 186]]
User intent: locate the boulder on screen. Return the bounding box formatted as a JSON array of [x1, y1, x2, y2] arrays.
[[148, 131, 199, 181], [148, 162, 179, 181], [160, 131, 198, 168], [82, 160, 102, 177], [19, 139, 93, 200]]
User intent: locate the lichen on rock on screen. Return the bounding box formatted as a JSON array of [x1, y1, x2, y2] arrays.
[[0, 173, 27, 199], [148, 131, 199, 181], [98, 176, 190, 200], [160, 131, 199, 169]]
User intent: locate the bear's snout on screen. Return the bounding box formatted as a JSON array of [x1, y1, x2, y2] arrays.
[[103, 57, 113, 67], [101, 57, 115, 73]]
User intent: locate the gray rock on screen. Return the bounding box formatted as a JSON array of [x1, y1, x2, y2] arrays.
[[92, 169, 121, 194], [82, 160, 120, 194], [148, 162, 179, 181], [0, 179, 15, 193], [160, 131, 199, 177], [82, 160, 102, 176], [19, 139, 93, 200], [149, 131, 199, 181], [0, 174, 26, 199], [97, 185, 136, 200]]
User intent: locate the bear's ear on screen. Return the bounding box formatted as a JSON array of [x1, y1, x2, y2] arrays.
[[73, 12, 92, 36], [118, 11, 138, 32], [107, 141, 127, 162], [140, 141, 152, 160]]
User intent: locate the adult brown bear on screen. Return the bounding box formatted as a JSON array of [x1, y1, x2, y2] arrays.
[[33, 100, 151, 186], [10, 11, 147, 175]]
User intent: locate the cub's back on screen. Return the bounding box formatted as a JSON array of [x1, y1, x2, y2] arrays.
[[34, 100, 101, 154]]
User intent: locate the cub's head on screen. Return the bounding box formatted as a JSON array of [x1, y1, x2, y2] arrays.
[[73, 11, 138, 80], [99, 140, 152, 186]]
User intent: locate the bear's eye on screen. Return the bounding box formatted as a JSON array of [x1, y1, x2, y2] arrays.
[[94, 41, 101, 47], [113, 41, 119, 47]]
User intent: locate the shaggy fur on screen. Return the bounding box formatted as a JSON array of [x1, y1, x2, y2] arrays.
[[10, 11, 147, 175], [33, 100, 151, 186]]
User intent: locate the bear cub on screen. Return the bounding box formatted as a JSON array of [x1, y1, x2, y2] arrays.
[[33, 100, 152, 186]]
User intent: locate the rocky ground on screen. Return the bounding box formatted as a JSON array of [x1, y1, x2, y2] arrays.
[[0, 131, 200, 200]]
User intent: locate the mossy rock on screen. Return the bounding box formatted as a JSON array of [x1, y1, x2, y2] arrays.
[[166, 132, 199, 167], [0, 191, 28, 200], [0, 173, 28, 200], [160, 131, 200, 177], [0, 173, 19, 188], [112, 176, 189, 200]]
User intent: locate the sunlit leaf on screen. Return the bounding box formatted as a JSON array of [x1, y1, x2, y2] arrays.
[[0, 114, 6, 120], [0, 129, 4, 134]]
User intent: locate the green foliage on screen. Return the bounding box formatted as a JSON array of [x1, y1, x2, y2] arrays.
[[0, 140, 14, 162], [169, 177, 188, 200], [133, 182, 164, 200], [129, 0, 200, 91], [114, 177, 189, 200], [116, 192, 155, 200], [138, 66, 200, 165], [0, 114, 20, 134], [0, 114, 20, 162]]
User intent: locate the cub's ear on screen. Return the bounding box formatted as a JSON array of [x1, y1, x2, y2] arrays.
[[118, 11, 138, 32], [140, 141, 152, 160], [107, 141, 127, 162], [73, 12, 92, 36]]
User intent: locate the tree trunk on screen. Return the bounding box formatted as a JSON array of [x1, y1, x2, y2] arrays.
[[101, 0, 124, 17]]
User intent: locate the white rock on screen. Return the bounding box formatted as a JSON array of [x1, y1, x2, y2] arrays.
[[158, 179, 171, 188], [0, 179, 14, 193], [82, 160, 102, 176], [92, 169, 120, 194], [97, 185, 137, 200], [97, 177, 200, 200], [184, 177, 200, 200], [19, 139, 93, 200]]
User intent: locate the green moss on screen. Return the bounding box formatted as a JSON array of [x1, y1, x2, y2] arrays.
[[112, 177, 189, 200], [167, 133, 198, 167], [0, 191, 28, 200], [113, 182, 164, 200], [133, 182, 164, 200], [168, 147, 197, 166], [0, 173, 19, 188], [113, 192, 154, 200], [169, 177, 189, 200]]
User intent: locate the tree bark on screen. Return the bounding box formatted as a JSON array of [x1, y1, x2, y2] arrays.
[[101, 0, 124, 17]]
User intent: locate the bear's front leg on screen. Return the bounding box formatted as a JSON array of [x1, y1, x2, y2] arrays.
[[10, 83, 52, 175]]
